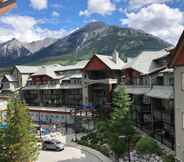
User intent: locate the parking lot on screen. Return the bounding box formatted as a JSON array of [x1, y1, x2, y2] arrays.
[[37, 146, 102, 162]]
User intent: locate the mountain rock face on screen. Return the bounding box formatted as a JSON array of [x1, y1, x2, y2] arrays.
[[0, 21, 172, 67], [21, 21, 171, 64], [0, 38, 57, 67], [0, 38, 31, 58], [24, 38, 57, 53], [0, 38, 32, 67]]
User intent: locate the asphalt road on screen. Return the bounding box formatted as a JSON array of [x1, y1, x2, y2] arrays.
[[37, 146, 102, 162]]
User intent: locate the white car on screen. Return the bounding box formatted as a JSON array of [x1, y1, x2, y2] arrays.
[[42, 140, 64, 151]]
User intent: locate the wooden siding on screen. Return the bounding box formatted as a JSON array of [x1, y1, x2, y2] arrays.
[[175, 51, 184, 66], [31, 75, 52, 85], [83, 55, 110, 72]]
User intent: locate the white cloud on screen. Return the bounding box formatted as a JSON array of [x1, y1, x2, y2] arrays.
[[123, 3, 184, 44], [30, 0, 48, 10], [0, 15, 68, 43], [128, 0, 170, 9], [120, 18, 128, 25], [79, 0, 116, 16], [52, 11, 60, 17], [79, 10, 89, 16]]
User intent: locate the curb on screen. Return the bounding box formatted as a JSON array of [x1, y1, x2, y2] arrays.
[[66, 143, 112, 162]]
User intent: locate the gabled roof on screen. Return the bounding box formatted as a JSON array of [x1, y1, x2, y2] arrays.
[[146, 86, 174, 99], [95, 54, 126, 70], [83, 53, 126, 71], [4, 74, 17, 82], [56, 60, 89, 72], [169, 31, 184, 67], [122, 50, 169, 75], [31, 64, 63, 79], [62, 73, 82, 81], [15, 65, 41, 74]]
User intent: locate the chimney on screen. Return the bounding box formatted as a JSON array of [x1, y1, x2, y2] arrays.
[[92, 48, 96, 55], [112, 49, 119, 64]]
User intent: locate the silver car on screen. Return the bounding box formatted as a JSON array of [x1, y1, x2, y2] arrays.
[[42, 140, 64, 151]]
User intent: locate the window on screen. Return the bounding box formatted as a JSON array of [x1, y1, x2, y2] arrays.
[[181, 73, 184, 90], [143, 96, 150, 104]]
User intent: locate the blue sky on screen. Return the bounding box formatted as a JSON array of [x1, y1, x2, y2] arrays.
[[1, 0, 184, 44]]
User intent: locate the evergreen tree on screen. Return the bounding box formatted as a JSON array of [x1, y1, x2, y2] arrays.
[[97, 87, 135, 162], [0, 99, 39, 162], [109, 87, 135, 161], [0, 128, 6, 161]]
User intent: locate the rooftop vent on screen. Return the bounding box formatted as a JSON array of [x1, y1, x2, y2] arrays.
[[112, 49, 120, 64]]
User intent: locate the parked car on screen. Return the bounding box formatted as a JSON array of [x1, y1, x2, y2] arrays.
[[42, 140, 64, 151]]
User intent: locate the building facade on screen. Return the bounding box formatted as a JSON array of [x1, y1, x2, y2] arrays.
[[82, 51, 125, 110], [22, 62, 87, 125], [169, 31, 184, 162], [1, 65, 40, 93], [122, 50, 175, 150], [1, 47, 182, 156]]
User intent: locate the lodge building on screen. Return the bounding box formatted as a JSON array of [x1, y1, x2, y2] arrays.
[[3, 31, 184, 161], [82, 50, 125, 109], [1, 50, 175, 146], [121, 50, 175, 150]]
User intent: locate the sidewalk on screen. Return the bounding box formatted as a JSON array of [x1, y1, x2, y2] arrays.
[[63, 132, 112, 162], [67, 143, 112, 162]]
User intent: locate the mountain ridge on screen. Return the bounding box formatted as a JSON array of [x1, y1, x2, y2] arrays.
[[0, 21, 172, 67]]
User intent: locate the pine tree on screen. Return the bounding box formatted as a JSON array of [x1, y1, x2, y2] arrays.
[[96, 87, 135, 162], [109, 87, 135, 161], [0, 99, 39, 162]]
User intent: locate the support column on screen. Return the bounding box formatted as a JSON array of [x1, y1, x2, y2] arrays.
[[82, 76, 89, 105], [108, 84, 112, 103]]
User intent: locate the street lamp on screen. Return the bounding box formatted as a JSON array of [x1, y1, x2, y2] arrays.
[[119, 135, 131, 162]]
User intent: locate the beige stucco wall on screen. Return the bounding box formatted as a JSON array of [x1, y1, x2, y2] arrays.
[[12, 68, 30, 87], [175, 66, 184, 161], [21, 74, 30, 87], [10, 82, 16, 91]]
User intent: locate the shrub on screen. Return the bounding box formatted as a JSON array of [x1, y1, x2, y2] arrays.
[[131, 133, 142, 146], [161, 154, 175, 162], [135, 136, 161, 155]]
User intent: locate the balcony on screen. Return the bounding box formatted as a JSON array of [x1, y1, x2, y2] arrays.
[[23, 82, 82, 90], [146, 85, 174, 99], [125, 85, 151, 95], [134, 104, 151, 113], [23, 84, 61, 90], [60, 84, 82, 89], [84, 78, 118, 85]]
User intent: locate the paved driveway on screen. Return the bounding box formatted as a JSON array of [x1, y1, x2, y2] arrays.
[[37, 146, 102, 162]]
